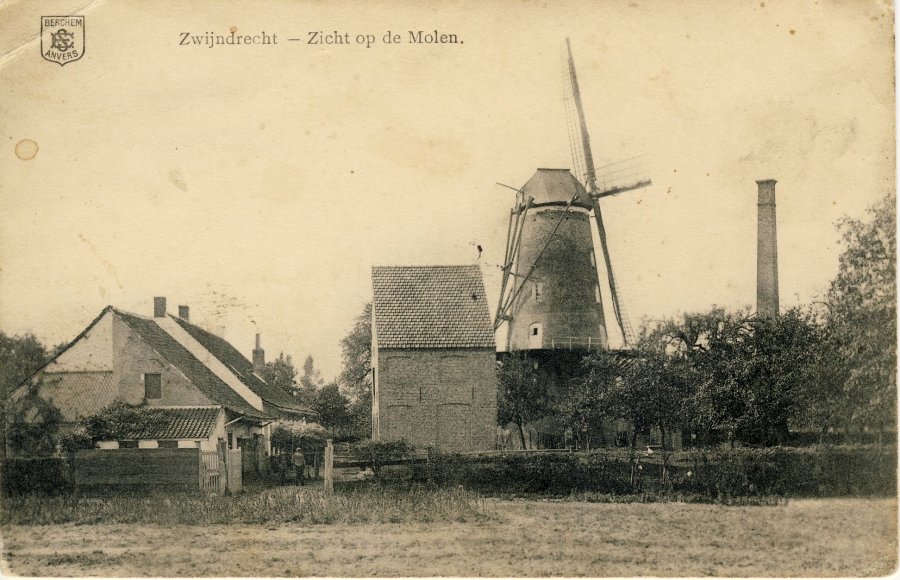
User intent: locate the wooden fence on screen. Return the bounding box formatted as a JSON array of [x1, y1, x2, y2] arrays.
[[72, 448, 242, 493], [73, 448, 199, 488], [200, 450, 242, 493]]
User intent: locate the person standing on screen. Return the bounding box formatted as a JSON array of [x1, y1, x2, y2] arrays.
[[292, 449, 307, 486]]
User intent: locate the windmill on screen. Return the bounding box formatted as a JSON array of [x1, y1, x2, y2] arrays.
[[494, 38, 651, 350]]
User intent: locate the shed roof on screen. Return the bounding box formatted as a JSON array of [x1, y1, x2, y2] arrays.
[[118, 406, 222, 440], [372, 265, 495, 349]]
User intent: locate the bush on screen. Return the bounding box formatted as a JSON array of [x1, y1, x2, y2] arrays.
[[384, 451, 634, 495], [350, 440, 416, 473], [1, 458, 73, 496], [374, 446, 896, 500], [679, 446, 896, 499]]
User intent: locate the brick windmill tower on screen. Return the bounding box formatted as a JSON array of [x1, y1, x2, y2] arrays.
[[495, 39, 650, 354]]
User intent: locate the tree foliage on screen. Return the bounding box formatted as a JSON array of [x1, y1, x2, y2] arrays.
[[497, 353, 552, 449], [0, 332, 49, 400], [340, 302, 373, 401], [263, 352, 299, 399], [297, 355, 324, 407], [339, 302, 373, 438], [79, 401, 169, 442], [313, 382, 351, 438], [824, 193, 896, 434], [578, 306, 828, 448], [2, 334, 54, 456], [270, 421, 326, 454], [6, 378, 63, 456], [559, 354, 619, 448]]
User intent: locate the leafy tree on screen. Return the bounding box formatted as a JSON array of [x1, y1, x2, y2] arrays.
[[339, 302, 373, 438], [649, 308, 751, 446], [313, 382, 350, 438], [497, 353, 552, 449], [263, 352, 299, 399], [559, 353, 619, 449], [824, 194, 896, 439], [0, 332, 49, 397], [297, 355, 325, 407], [6, 378, 63, 456], [1, 332, 51, 456], [645, 307, 823, 447], [271, 421, 326, 454], [340, 302, 373, 401]]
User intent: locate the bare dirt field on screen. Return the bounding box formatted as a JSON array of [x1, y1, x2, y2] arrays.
[[2, 497, 896, 577]]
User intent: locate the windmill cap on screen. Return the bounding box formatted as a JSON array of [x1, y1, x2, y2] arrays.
[[521, 168, 592, 209]]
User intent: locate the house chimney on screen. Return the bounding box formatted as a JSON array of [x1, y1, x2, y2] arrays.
[[756, 179, 779, 318], [153, 297, 167, 318], [252, 333, 266, 375], [178, 305, 190, 321]]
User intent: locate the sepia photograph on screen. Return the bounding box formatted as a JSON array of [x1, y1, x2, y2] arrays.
[[0, 0, 896, 576]]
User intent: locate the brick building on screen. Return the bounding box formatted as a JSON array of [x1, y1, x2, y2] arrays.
[[9, 298, 312, 467], [371, 265, 498, 452]]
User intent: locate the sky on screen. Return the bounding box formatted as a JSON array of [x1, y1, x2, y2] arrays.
[[0, 0, 894, 380]]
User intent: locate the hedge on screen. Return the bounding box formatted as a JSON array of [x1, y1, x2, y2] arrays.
[[1, 458, 73, 496], [374, 446, 896, 499]]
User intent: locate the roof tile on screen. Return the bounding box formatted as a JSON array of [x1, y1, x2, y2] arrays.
[[372, 265, 495, 349], [119, 406, 221, 440]]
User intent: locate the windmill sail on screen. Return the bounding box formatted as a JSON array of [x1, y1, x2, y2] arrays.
[[562, 38, 637, 347]]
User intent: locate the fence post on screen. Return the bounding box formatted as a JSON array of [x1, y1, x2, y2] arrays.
[[324, 439, 334, 494]]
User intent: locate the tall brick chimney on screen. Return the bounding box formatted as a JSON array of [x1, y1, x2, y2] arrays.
[[756, 179, 779, 318], [178, 305, 190, 321], [252, 333, 266, 375], [153, 297, 167, 318]]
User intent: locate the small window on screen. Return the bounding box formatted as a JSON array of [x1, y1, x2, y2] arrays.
[[595, 284, 602, 304], [590, 250, 596, 267], [532, 282, 544, 302], [158, 440, 178, 449], [529, 323, 543, 349], [144, 373, 162, 399]]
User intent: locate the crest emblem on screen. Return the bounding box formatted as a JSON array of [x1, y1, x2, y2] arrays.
[[41, 16, 84, 66]]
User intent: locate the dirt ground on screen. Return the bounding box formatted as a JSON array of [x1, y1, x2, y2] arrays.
[[2, 497, 896, 577]]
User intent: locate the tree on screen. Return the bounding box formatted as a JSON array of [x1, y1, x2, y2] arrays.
[[263, 352, 299, 399], [297, 355, 325, 407], [0, 332, 51, 457], [340, 302, 373, 401], [824, 194, 896, 439], [497, 353, 552, 449], [647, 308, 751, 446], [644, 307, 823, 447], [6, 378, 63, 456], [313, 382, 350, 438], [560, 353, 619, 449], [339, 302, 373, 438]]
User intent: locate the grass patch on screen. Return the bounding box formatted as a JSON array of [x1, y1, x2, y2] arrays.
[[0, 486, 490, 526]]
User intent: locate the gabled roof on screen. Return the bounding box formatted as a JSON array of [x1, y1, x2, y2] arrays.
[[372, 265, 495, 349], [170, 316, 313, 416], [117, 406, 221, 440], [113, 309, 268, 419], [522, 168, 592, 209]]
